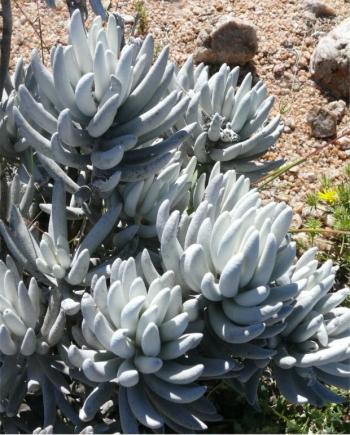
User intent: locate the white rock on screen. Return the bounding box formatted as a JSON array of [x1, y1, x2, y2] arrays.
[[310, 18, 350, 99]]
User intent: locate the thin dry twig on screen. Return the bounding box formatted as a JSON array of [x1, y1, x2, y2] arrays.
[[35, 0, 45, 64], [289, 227, 350, 236], [256, 128, 350, 190], [13, 0, 51, 57]]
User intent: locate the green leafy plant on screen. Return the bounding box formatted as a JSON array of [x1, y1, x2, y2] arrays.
[[295, 164, 350, 282], [306, 192, 319, 209], [134, 0, 148, 34], [207, 378, 349, 434], [304, 217, 322, 243]]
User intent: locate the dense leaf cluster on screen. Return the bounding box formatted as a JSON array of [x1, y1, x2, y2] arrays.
[[0, 10, 348, 434]]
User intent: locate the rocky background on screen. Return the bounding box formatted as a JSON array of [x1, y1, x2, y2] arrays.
[[9, 0, 350, 252]]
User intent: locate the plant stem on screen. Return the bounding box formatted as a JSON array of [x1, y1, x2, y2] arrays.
[[35, 0, 45, 64], [13, 0, 50, 57], [290, 228, 350, 236]]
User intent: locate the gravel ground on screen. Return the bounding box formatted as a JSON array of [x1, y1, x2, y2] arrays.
[[9, 0, 350, 226]]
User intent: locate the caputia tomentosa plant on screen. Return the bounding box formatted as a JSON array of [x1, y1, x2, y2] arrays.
[[45, 0, 108, 21], [171, 58, 284, 179], [6, 10, 193, 197], [0, 257, 75, 428], [157, 163, 349, 406], [67, 252, 231, 432], [0, 8, 348, 434]]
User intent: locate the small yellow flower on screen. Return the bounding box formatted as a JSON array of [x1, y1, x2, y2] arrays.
[[317, 189, 337, 204]]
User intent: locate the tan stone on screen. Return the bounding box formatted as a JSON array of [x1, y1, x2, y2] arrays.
[[193, 15, 258, 66], [307, 100, 347, 138]]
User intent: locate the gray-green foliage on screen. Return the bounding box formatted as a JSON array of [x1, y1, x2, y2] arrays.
[[117, 154, 197, 238], [0, 163, 36, 223], [0, 257, 76, 426], [10, 10, 192, 197], [0, 257, 65, 356], [271, 247, 350, 406], [45, 0, 107, 21], [171, 58, 284, 179], [0, 8, 348, 435], [36, 181, 121, 288], [68, 253, 226, 432], [157, 162, 349, 405], [0, 58, 33, 160]]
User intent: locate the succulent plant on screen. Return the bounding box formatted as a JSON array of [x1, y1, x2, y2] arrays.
[[155, 163, 297, 404], [0, 256, 65, 357], [157, 162, 296, 345], [0, 176, 134, 335], [0, 4, 349, 431], [0, 96, 17, 160], [37, 180, 123, 286], [118, 154, 197, 238], [68, 252, 222, 432], [171, 59, 284, 179], [0, 58, 34, 160], [45, 0, 107, 21], [0, 256, 79, 427], [271, 247, 350, 406], [156, 164, 350, 406], [13, 10, 191, 196], [0, 163, 36, 223]]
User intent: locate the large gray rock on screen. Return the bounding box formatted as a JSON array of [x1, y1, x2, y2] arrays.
[[310, 18, 350, 99], [193, 16, 258, 66]]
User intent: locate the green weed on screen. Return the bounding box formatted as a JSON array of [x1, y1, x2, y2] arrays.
[[292, 165, 350, 284], [207, 379, 349, 434], [134, 0, 148, 34]]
